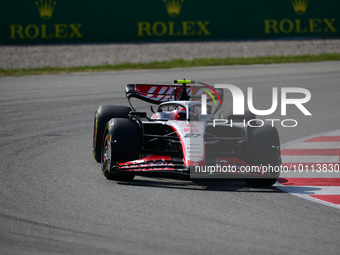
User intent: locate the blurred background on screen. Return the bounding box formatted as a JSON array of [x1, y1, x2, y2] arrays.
[[0, 0, 339, 69]]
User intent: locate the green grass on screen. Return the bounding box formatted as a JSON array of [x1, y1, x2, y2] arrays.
[[1, 53, 339, 77]]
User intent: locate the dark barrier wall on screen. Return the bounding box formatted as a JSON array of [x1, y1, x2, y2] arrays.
[[1, 0, 339, 44]]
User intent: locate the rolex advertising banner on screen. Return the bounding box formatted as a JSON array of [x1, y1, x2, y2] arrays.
[[0, 0, 339, 44]]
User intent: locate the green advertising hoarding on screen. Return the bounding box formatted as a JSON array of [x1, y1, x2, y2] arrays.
[[0, 0, 338, 44]]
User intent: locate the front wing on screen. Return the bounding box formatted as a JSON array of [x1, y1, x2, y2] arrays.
[[108, 155, 279, 179]]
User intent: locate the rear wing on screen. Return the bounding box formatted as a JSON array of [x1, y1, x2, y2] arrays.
[[125, 83, 223, 112]]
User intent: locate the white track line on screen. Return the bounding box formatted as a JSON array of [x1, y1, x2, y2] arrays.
[[283, 142, 340, 149], [277, 128, 340, 209], [275, 183, 340, 210], [282, 155, 340, 163]]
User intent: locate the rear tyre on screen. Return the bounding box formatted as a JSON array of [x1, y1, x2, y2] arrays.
[[101, 118, 140, 181], [245, 124, 281, 187], [93, 105, 131, 162]]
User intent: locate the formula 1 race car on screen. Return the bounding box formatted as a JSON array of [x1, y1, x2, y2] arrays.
[[93, 80, 281, 186]]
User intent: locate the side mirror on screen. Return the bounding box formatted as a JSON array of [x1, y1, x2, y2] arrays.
[[129, 111, 147, 118]]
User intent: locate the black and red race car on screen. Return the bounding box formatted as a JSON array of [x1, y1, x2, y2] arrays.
[[93, 80, 281, 186]]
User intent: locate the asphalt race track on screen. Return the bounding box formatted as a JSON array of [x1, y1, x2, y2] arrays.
[[0, 62, 339, 255]]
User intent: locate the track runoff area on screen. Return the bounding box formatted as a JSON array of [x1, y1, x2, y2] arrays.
[[275, 129, 340, 209]]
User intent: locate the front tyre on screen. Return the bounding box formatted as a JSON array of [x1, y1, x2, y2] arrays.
[[245, 124, 281, 187], [101, 118, 140, 181], [93, 105, 131, 162]]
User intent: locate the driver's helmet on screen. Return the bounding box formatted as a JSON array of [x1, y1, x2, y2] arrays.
[[175, 107, 186, 120]]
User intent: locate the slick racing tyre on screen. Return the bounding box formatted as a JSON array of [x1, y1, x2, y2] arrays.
[[93, 105, 131, 162], [101, 118, 140, 181], [245, 124, 281, 187]]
